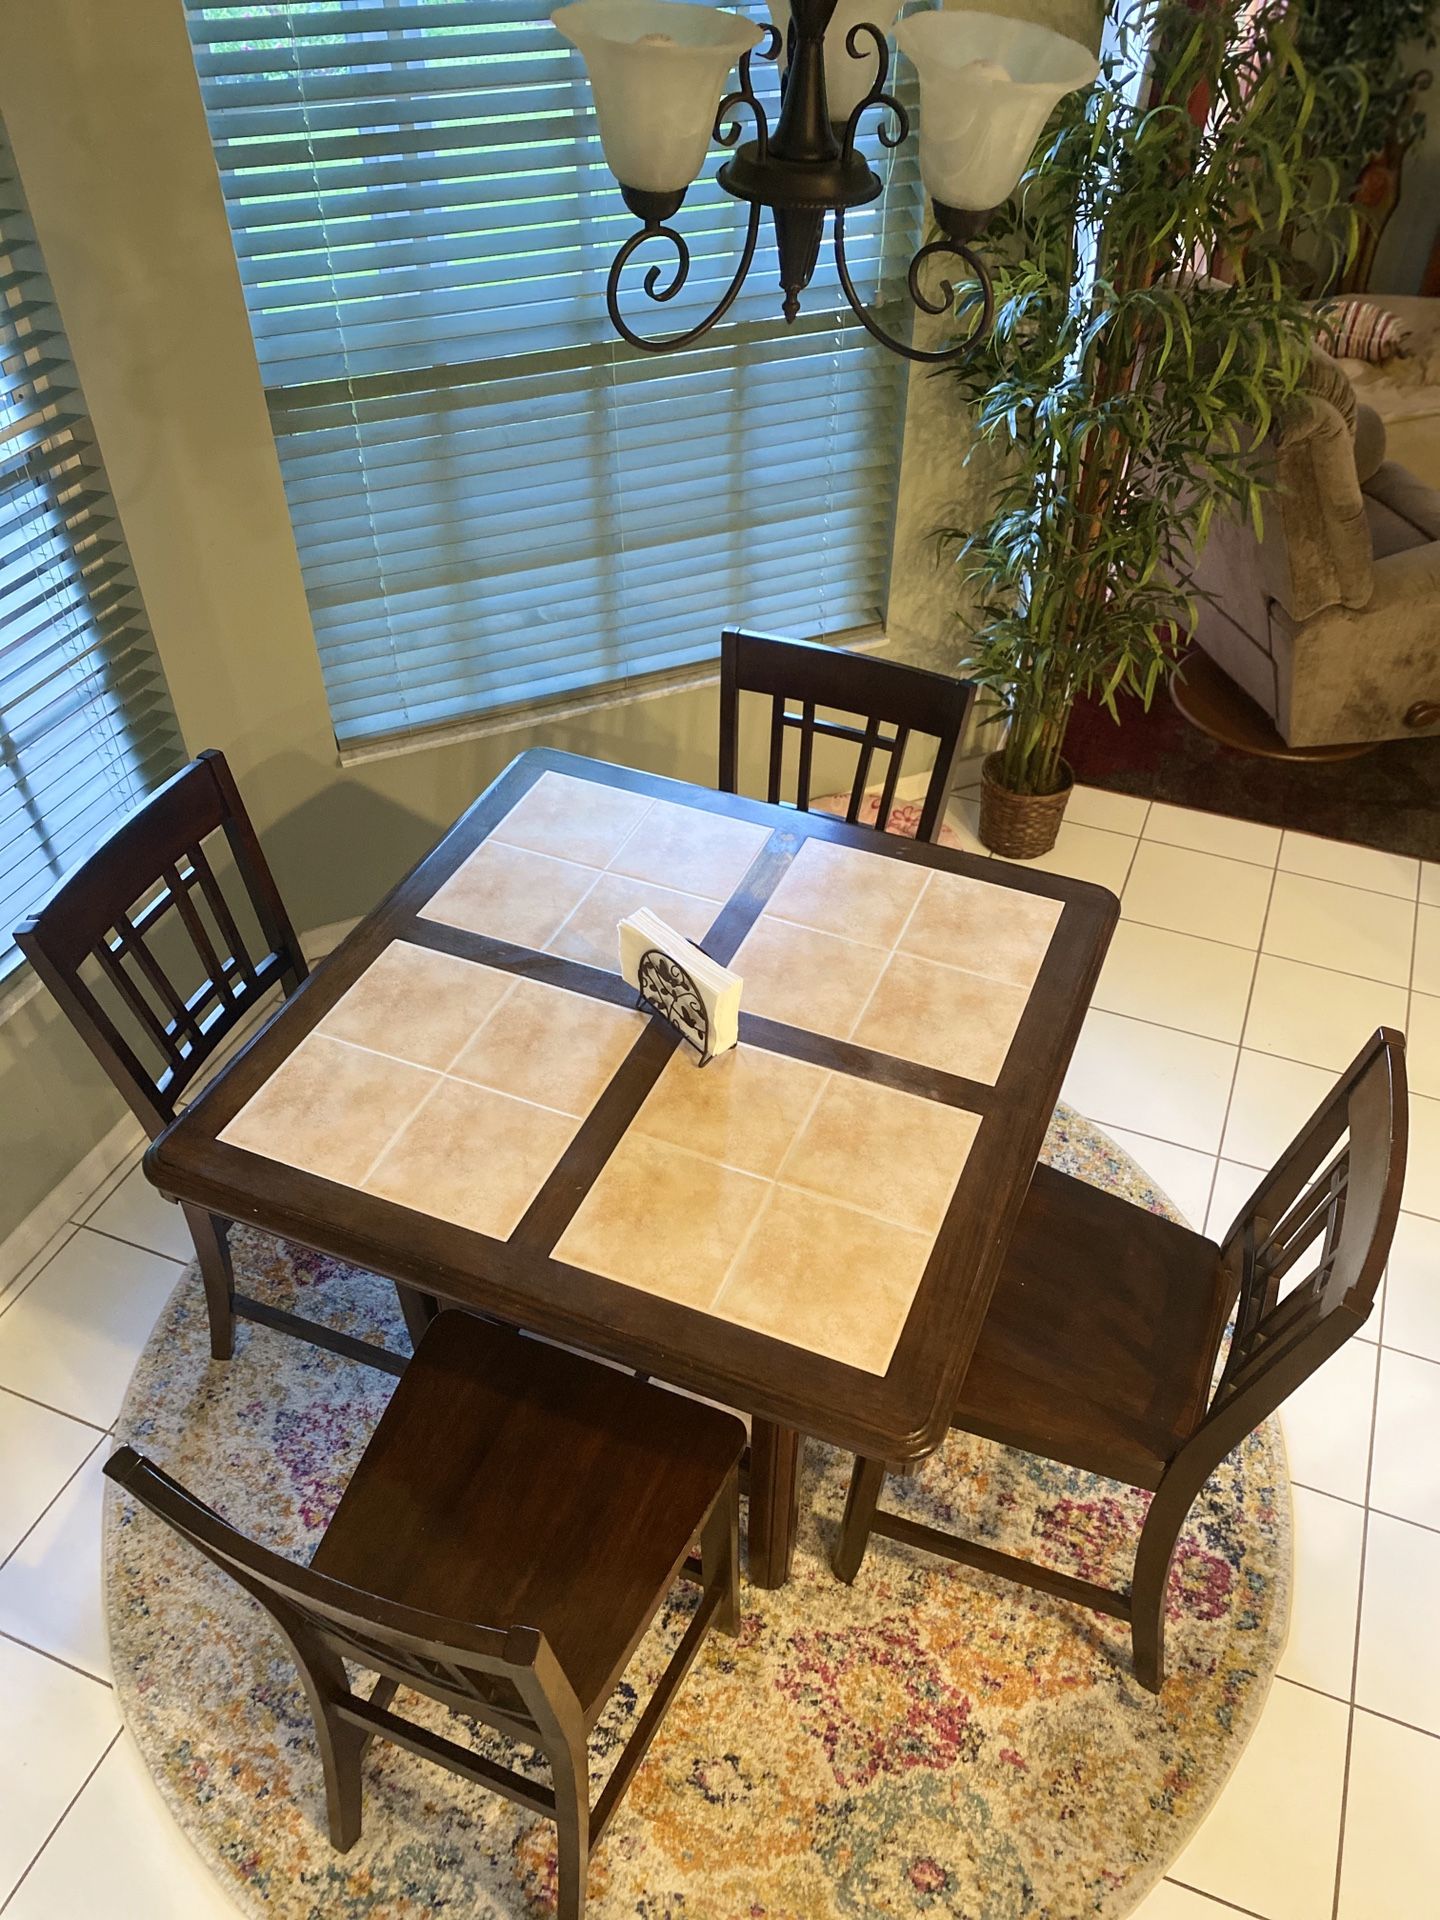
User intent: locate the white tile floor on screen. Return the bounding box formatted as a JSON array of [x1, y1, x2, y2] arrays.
[[0, 786, 1435, 1917]]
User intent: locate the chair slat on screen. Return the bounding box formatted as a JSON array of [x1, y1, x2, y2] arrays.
[[847, 714, 883, 823], [795, 700, 815, 811], [188, 842, 257, 994], [93, 935, 185, 1077], [875, 723, 909, 830], [111, 904, 205, 1052], [165, 861, 236, 1011], [718, 630, 976, 846], [766, 691, 785, 804]]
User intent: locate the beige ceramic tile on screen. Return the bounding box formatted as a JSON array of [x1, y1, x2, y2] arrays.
[[781, 1076, 981, 1231], [608, 798, 770, 900], [365, 1078, 577, 1239], [716, 1186, 931, 1372], [632, 1043, 826, 1175], [420, 840, 598, 949], [547, 872, 718, 973], [219, 1034, 437, 1185], [853, 953, 1028, 1083], [489, 769, 653, 868], [554, 1133, 768, 1308], [762, 838, 929, 948], [730, 917, 890, 1037], [450, 976, 644, 1116], [899, 870, 1062, 989], [318, 940, 514, 1070]]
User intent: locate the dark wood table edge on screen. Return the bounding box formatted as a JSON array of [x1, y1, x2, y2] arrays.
[[145, 747, 1120, 1587]]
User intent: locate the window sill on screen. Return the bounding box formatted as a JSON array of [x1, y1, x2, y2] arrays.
[[336, 627, 890, 771], [0, 960, 43, 1027]]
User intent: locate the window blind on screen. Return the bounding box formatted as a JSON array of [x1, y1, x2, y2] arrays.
[[188, 1, 919, 745], [0, 131, 184, 982]]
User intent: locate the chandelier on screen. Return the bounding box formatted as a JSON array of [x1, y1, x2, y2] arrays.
[[551, 1, 1098, 362]]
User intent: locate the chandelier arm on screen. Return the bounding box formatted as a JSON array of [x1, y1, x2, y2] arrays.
[[838, 23, 910, 166], [716, 25, 783, 155], [833, 208, 996, 365], [605, 197, 764, 354]]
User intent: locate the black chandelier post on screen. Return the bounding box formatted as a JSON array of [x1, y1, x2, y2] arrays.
[[600, 1, 994, 363]]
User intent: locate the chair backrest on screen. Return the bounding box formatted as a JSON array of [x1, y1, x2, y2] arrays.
[[718, 628, 976, 842], [103, 1445, 580, 1744], [14, 750, 307, 1137], [1204, 1028, 1406, 1439]]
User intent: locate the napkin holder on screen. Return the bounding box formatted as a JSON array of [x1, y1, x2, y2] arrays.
[[619, 910, 741, 1066]]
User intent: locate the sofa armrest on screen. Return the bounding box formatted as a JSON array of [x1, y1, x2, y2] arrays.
[[1268, 395, 1373, 620], [1368, 529, 1440, 610]]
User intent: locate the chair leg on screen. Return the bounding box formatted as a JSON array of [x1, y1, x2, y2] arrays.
[[701, 1466, 741, 1637], [549, 1740, 591, 1920], [314, 1705, 369, 1852], [394, 1285, 438, 1351], [833, 1455, 887, 1585], [181, 1204, 235, 1361], [1130, 1493, 1185, 1695]]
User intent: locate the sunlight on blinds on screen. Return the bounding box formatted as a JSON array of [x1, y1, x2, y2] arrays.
[[0, 129, 184, 979], [188, 1, 919, 745]]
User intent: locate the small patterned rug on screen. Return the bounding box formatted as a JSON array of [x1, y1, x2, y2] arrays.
[[105, 1107, 1291, 1920]]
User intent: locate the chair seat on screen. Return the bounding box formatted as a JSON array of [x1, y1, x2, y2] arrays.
[[312, 1312, 746, 1722], [954, 1166, 1231, 1489]]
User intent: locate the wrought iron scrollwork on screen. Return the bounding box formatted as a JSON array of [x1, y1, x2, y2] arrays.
[[838, 22, 909, 166], [834, 210, 995, 366], [604, 29, 780, 355], [829, 21, 993, 364], [636, 948, 713, 1064], [717, 25, 781, 159]]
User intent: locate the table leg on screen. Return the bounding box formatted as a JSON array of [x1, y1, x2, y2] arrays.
[[747, 1419, 801, 1589]]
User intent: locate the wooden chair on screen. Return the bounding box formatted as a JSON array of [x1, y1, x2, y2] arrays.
[[832, 1028, 1407, 1692], [105, 1311, 745, 1920], [14, 748, 425, 1367], [718, 628, 976, 842]]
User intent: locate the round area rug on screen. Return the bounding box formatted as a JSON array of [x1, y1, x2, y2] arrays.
[[105, 1107, 1291, 1920]]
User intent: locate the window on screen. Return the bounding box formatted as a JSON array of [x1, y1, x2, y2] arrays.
[[188, 1, 918, 746], [0, 127, 184, 983]]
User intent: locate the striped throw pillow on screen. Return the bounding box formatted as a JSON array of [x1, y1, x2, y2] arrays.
[[1317, 300, 1408, 363]]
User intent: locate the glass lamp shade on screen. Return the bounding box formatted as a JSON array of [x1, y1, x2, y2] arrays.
[[552, 0, 763, 195], [765, 0, 897, 123], [894, 8, 1099, 212]]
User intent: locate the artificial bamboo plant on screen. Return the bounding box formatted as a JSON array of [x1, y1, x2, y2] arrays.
[[940, 0, 1354, 844]]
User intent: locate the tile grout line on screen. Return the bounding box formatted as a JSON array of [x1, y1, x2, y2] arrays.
[[1123, 843, 1277, 1230], [0, 1432, 106, 1581], [75, 1224, 186, 1270], [0, 1382, 110, 1436], [0, 1623, 111, 1690], [1329, 1216, 1391, 1920], [1162, 1876, 1276, 1918], [707, 1070, 835, 1319], [1290, 1481, 1440, 1535], [837, 865, 934, 1041], [0, 1726, 121, 1917]]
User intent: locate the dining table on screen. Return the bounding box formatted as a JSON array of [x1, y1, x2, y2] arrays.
[[146, 747, 1118, 1588]]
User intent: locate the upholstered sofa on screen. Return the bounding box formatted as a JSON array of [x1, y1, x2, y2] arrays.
[[1331, 294, 1440, 494], [1185, 351, 1440, 749]]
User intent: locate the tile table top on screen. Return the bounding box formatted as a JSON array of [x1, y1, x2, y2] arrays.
[[154, 750, 1117, 1458]]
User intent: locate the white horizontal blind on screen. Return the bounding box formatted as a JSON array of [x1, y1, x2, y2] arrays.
[[188, 1, 919, 744], [0, 132, 184, 980]]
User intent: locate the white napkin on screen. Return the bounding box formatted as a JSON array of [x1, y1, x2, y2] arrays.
[[618, 908, 741, 1060]]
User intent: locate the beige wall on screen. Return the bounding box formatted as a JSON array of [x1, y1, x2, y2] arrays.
[[1373, 44, 1440, 296], [0, 0, 919, 1239]]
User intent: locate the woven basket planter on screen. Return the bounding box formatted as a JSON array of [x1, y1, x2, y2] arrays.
[[978, 753, 1075, 859]]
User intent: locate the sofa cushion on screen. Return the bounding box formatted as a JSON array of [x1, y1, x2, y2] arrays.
[[1354, 404, 1387, 484], [1364, 459, 1440, 547], [1365, 493, 1429, 559]]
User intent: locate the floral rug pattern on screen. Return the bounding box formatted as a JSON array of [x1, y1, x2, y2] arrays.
[[105, 1107, 1290, 1919]]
